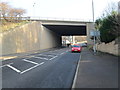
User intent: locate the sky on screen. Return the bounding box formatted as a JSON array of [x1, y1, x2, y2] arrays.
[[1, 0, 120, 21]]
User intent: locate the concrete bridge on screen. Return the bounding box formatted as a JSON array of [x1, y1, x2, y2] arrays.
[[40, 19, 94, 42], [1, 20, 94, 55]]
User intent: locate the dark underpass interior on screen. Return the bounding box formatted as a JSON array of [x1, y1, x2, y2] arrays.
[[43, 25, 87, 36]]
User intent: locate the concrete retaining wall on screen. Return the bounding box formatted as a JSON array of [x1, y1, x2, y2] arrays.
[[86, 23, 94, 44], [40, 25, 61, 50], [96, 41, 119, 56], [0, 21, 61, 56]]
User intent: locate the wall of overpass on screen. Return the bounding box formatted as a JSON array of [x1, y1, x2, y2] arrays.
[[0, 21, 61, 56]]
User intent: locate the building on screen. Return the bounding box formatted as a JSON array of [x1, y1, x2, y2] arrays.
[[62, 36, 87, 45]]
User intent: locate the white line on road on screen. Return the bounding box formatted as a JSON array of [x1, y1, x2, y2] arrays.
[[7, 65, 21, 73], [60, 52, 65, 55], [49, 56, 58, 60], [20, 62, 44, 74], [33, 56, 49, 60], [0, 63, 13, 68], [72, 54, 82, 88], [22, 59, 39, 65]]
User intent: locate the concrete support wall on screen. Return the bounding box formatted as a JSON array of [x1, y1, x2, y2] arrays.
[[86, 23, 94, 44], [0, 21, 61, 56], [40, 25, 61, 50]]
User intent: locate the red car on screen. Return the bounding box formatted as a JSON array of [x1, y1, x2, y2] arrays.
[[71, 44, 82, 52]]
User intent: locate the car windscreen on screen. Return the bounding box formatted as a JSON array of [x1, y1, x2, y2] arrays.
[[72, 45, 80, 47]]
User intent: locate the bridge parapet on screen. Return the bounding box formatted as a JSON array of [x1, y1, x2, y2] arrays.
[[30, 17, 93, 22], [40, 20, 87, 26]]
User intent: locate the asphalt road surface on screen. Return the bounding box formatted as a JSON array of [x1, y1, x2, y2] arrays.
[[2, 47, 80, 88]]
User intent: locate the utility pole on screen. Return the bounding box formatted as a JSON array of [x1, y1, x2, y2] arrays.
[[92, 0, 94, 22], [92, 0, 96, 54], [33, 2, 36, 17]]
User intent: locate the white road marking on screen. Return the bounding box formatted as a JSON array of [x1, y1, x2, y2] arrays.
[[20, 62, 44, 74], [7, 65, 21, 73], [47, 55, 56, 57], [0, 63, 13, 68], [33, 56, 49, 60], [22, 59, 38, 65], [49, 56, 58, 60], [26, 55, 35, 58], [60, 52, 64, 55]]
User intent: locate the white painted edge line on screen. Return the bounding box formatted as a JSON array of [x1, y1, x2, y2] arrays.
[[20, 62, 44, 74], [7, 65, 21, 73], [49, 56, 58, 60], [33, 56, 49, 60], [47, 55, 56, 57], [71, 53, 82, 90], [22, 59, 38, 65], [0, 63, 13, 68]]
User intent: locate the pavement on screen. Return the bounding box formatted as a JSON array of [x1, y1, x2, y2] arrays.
[[72, 47, 118, 89]]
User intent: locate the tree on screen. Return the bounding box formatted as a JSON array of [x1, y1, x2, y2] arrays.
[[8, 8, 25, 21], [0, 2, 26, 22], [0, 2, 11, 21], [95, 2, 119, 43], [9, 8, 25, 17]]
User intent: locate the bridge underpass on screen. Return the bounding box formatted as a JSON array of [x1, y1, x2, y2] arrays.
[[43, 25, 86, 36], [43, 24, 87, 47]]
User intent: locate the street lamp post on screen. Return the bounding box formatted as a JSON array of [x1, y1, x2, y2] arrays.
[[33, 2, 36, 17], [92, 0, 96, 54], [92, 0, 94, 22]]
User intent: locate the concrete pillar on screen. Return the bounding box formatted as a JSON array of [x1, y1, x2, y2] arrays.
[[86, 23, 95, 44]]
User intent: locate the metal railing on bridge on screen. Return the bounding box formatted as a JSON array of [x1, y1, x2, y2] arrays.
[[30, 17, 93, 22], [0, 16, 93, 22]]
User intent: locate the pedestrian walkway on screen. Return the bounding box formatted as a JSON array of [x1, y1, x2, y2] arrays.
[[73, 47, 118, 88]]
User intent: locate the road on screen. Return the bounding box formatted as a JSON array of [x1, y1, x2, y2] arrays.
[[2, 47, 80, 88]]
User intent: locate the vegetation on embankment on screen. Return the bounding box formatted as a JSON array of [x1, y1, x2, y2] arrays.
[[0, 20, 29, 33]]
